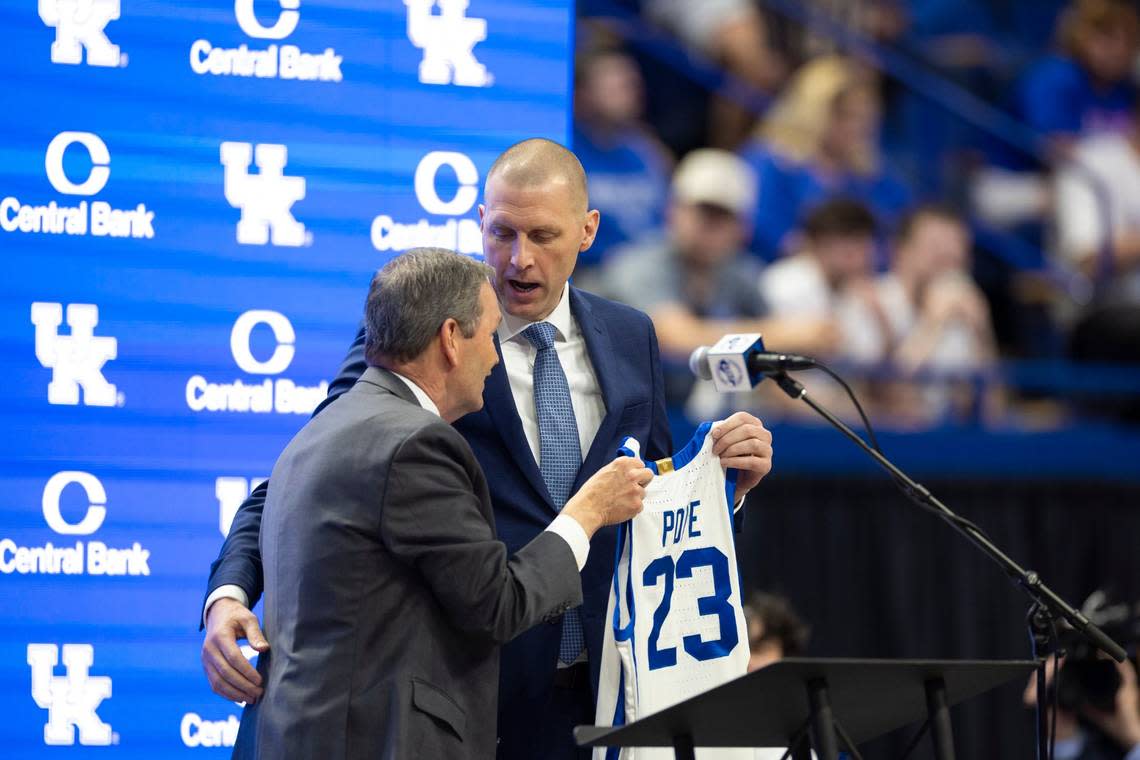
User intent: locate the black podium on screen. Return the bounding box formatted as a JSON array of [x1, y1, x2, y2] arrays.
[[575, 658, 1036, 760]]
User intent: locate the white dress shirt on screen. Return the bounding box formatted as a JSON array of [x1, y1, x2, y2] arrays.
[[497, 284, 607, 466]]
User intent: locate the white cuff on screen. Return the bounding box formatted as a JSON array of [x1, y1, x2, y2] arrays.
[[1125, 743, 1140, 760], [203, 584, 249, 627], [545, 514, 590, 571]]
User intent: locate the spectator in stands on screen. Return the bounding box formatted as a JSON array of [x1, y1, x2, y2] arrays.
[[1055, 103, 1140, 420], [1055, 103, 1140, 296], [739, 55, 911, 261], [640, 0, 785, 148], [572, 47, 673, 290], [600, 149, 834, 407], [1016, 0, 1139, 156], [1022, 643, 1140, 760], [839, 205, 995, 370], [743, 592, 810, 673], [759, 198, 878, 323], [836, 205, 998, 424], [743, 593, 813, 760]]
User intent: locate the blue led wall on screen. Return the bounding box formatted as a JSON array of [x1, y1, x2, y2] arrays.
[[0, 1, 571, 755]]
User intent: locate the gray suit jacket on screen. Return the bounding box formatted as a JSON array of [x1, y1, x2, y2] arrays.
[[233, 367, 582, 759]]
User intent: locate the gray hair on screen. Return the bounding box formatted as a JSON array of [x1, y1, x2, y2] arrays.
[[364, 248, 493, 366]]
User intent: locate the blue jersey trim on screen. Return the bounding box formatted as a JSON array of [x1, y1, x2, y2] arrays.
[[668, 420, 714, 472], [611, 521, 634, 643], [617, 421, 714, 475], [724, 466, 738, 524]]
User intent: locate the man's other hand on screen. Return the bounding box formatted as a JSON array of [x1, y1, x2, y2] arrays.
[[563, 457, 653, 537], [711, 411, 774, 500], [202, 597, 269, 704]]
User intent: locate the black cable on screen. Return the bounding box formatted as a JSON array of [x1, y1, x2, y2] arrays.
[[808, 361, 991, 540], [812, 361, 883, 454]]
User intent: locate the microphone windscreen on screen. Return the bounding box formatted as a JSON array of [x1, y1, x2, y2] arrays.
[[689, 346, 713, 380]]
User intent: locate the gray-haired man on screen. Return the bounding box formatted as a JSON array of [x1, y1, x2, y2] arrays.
[[232, 248, 652, 760]]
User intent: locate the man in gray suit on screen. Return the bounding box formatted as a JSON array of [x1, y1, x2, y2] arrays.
[[234, 248, 652, 759]]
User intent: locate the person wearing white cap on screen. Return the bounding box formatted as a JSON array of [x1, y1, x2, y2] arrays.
[[599, 149, 833, 406]]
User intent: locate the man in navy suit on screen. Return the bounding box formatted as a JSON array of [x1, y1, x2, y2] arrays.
[[201, 139, 775, 759]]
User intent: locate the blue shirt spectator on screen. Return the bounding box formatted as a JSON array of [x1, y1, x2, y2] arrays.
[[573, 124, 670, 269], [740, 141, 911, 261], [1018, 53, 1135, 139], [572, 48, 673, 276], [738, 56, 912, 262]]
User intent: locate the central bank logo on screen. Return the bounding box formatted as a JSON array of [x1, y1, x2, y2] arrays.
[[221, 142, 308, 247], [28, 644, 114, 746], [2, 132, 155, 239], [371, 151, 481, 256], [190, 0, 343, 82], [39, 0, 126, 67], [186, 310, 327, 414], [1, 472, 151, 576], [32, 302, 121, 407], [404, 0, 492, 87]]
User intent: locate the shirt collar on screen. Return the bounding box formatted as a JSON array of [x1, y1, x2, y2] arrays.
[[389, 371, 440, 417], [498, 283, 573, 344]]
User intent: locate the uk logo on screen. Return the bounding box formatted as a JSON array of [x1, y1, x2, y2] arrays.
[[31, 302, 120, 407], [27, 644, 114, 746], [220, 142, 308, 247], [215, 477, 267, 537], [404, 0, 492, 87], [39, 0, 125, 67]]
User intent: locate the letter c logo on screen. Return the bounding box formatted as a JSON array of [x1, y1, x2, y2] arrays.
[[414, 151, 479, 216], [230, 310, 295, 375], [44, 132, 111, 196], [42, 471, 107, 535]]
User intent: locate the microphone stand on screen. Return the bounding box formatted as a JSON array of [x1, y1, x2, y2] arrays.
[[767, 371, 1127, 760]]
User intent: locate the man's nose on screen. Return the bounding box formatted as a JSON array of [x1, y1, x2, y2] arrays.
[[510, 237, 536, 270]]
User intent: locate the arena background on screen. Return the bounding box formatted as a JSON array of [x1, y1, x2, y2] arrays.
[[2, 1, 1139, 758]]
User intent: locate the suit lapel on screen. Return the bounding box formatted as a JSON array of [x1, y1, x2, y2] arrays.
[[570, 288, 628, 492], [481, 334, 554, 508]]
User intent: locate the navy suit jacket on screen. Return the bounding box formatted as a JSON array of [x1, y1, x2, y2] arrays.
[[204, 287, 672, 757]]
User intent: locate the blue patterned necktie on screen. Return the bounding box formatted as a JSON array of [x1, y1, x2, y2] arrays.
[[522, 321, 585, 664]]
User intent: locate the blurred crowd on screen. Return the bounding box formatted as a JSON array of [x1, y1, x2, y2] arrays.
[[572, 0, 1140, 430]]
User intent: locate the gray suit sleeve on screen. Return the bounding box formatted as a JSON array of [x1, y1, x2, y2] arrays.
[[380, 423, 582, 646]]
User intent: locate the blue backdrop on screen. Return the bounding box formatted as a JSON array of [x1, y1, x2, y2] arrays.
[[0, 1, 572, 755]]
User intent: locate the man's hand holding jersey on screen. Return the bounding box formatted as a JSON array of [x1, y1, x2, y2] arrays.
[[711, 411, 774, 501]]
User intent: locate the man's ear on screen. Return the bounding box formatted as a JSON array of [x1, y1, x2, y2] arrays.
[[580, 208, 601, 252], [440, 318, 461, 368]]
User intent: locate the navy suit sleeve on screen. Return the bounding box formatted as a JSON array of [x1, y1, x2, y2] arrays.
[[199, 321, 368, 627], [644, 318, 674, 461]]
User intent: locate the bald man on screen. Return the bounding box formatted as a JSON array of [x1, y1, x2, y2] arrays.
[[201, 139, 775, 759]]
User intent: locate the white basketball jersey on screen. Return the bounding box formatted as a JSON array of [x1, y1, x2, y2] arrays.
[[594, 422, 750, 760]]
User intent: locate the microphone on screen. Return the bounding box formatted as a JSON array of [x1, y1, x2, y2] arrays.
[[689, 334, 817, 392]]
